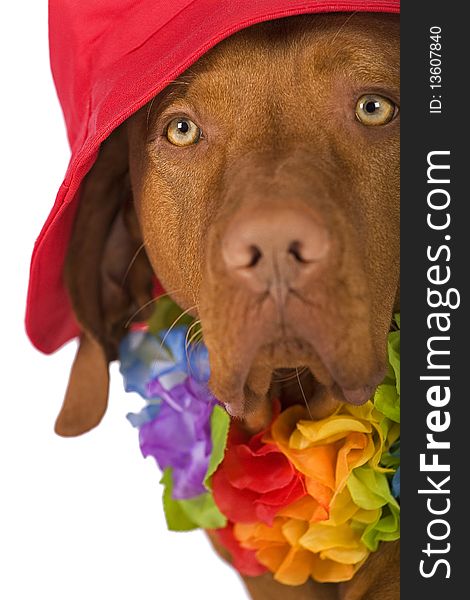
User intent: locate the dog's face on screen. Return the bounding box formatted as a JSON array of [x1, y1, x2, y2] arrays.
[[58, 12, 400, 599], [61, 13, 399, 434], [125, 13, 399, 426]]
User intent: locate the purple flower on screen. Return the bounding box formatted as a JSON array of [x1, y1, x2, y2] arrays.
[[139, 377, 217, 500]]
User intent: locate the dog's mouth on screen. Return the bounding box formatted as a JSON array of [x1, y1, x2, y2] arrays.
[[220, 336, 383, 433], [201, 282, 388, 433], [271, 365, 341, 419], [224, 364, 340, 434]]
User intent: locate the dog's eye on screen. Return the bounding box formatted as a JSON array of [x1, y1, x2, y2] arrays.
[[166, 117, 201, 146], [355, 95, 397, 126]]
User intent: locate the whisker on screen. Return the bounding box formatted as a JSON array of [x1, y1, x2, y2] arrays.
[[184, 321, 203, 374], [121, 242, 145, 287], [184, 320, 202, 351], [124, 288, 183, 328], [272, 373, 295, 383], [271, 366, 309, 383], [186, 327, 204, 349], [160, 304, 198, 348], [296, 367, 313, 420], [328, 12, 359, 65], [124, 297, 158, 328], [330, 12, 358, 47], [185, 319, 201, 336], [146, 97, 157, 133]]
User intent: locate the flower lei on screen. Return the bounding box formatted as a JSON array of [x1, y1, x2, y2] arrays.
[[119, 298, 400, 586]]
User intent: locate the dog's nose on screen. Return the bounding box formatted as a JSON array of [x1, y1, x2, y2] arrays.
[[222, 208, 329, 296]]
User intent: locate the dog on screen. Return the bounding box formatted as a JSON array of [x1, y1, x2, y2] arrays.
[[55, 13, 399, 600]]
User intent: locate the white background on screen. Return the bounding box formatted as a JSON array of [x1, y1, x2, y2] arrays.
[[0, 3, 248, 599]]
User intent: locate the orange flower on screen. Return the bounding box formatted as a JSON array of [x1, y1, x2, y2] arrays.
[[266, 402, 395, 517], [233, 487, 374, 584], [228, 401, 399, 584]]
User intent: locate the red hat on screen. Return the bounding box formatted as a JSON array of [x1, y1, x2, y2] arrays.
[[26, 0, 400, 354]]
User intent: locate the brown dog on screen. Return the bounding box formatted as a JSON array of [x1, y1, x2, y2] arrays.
[[57, 13, 400, 600]]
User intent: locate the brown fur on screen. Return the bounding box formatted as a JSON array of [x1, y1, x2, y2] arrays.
[[58, 13, 400, 599]]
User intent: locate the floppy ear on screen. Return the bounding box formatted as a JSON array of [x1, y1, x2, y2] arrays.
[[55, 124, 154, 437]]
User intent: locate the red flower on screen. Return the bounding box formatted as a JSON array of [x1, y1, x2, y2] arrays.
[[212, 423, 306, 526], [212, 524, 267, 577]]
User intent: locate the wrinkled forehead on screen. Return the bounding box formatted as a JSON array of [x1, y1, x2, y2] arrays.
[[156, 13, 399, 113]]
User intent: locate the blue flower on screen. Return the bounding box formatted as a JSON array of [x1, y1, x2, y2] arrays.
[[127, 402, 161, 428], [119, 330, 173, 399], [392, 466, 400, 499], [120, 325, 211, 427], [119, 326, 210, 397]]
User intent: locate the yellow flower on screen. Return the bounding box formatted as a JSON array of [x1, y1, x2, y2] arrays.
[[234, 486, 380, 584], [266, 402, 395, 514], [231, 400, 400, 584]]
